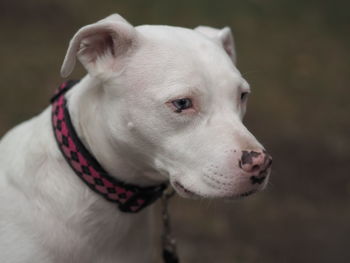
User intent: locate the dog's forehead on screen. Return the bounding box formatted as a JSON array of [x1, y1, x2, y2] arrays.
[[136, 25, 231, 62], [127, 25, 243, 93], [137, 25, 209, 43]]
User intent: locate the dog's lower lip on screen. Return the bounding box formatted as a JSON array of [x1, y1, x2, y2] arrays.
[[239, 189, 257, 197]]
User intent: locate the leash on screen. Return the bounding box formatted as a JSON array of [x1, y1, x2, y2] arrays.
[[161, 187, 180, 263]]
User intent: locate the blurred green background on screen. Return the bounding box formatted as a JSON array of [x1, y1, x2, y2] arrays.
[[0, 0, 349, 262]]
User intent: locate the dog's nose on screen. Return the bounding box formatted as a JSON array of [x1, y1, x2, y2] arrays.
[[239, 150, 272, 174]]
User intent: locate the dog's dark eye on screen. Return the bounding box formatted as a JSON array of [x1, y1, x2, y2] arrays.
[[171, 98, 193, 112], [241, 92, 249, 101]]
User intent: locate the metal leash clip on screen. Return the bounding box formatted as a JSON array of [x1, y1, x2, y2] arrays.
[[161, 186, 179, 263]]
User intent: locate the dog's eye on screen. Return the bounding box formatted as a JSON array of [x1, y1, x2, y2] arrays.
[[241, 92, 249, 101], [171, 98, 193, 112]]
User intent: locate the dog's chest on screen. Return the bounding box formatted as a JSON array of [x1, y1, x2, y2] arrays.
[[46, 207, 154, 263], [0, 109, 155, 263]]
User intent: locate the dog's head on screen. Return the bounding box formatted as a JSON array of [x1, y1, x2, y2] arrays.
[[61, 14, 272, 199]]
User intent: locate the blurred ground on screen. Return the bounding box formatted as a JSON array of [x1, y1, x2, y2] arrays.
[[0, 0, 349, 262]]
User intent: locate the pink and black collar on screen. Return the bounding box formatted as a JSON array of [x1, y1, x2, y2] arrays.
[[51, 80, 167, 213]]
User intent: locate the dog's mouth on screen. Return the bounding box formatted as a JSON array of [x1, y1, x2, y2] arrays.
[[235, 189, 258, 199], [172, 181, 260, 200]]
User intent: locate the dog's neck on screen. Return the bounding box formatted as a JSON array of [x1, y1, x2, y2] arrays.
[[66, 75, 166, 187]]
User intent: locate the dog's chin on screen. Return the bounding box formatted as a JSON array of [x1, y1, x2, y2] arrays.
[[171, 180, 267, 200]]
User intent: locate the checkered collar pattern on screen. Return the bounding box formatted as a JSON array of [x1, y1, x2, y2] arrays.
[[51, 80, 167, 213]]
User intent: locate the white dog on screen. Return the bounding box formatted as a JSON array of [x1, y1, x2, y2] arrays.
[[0, 14, 272, 263]]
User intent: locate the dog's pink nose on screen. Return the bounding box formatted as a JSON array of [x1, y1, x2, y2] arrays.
[[239, 150, 272, 174]]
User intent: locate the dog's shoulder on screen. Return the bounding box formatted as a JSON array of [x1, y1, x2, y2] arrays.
[[0, 108, 54, 181]]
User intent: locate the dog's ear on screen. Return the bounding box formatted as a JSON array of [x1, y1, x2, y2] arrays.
[[61, 14, 137, 78], [194, 26, 236, 64]]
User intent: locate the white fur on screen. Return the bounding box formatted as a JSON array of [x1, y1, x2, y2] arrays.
[[0, 13, 270, 262]]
